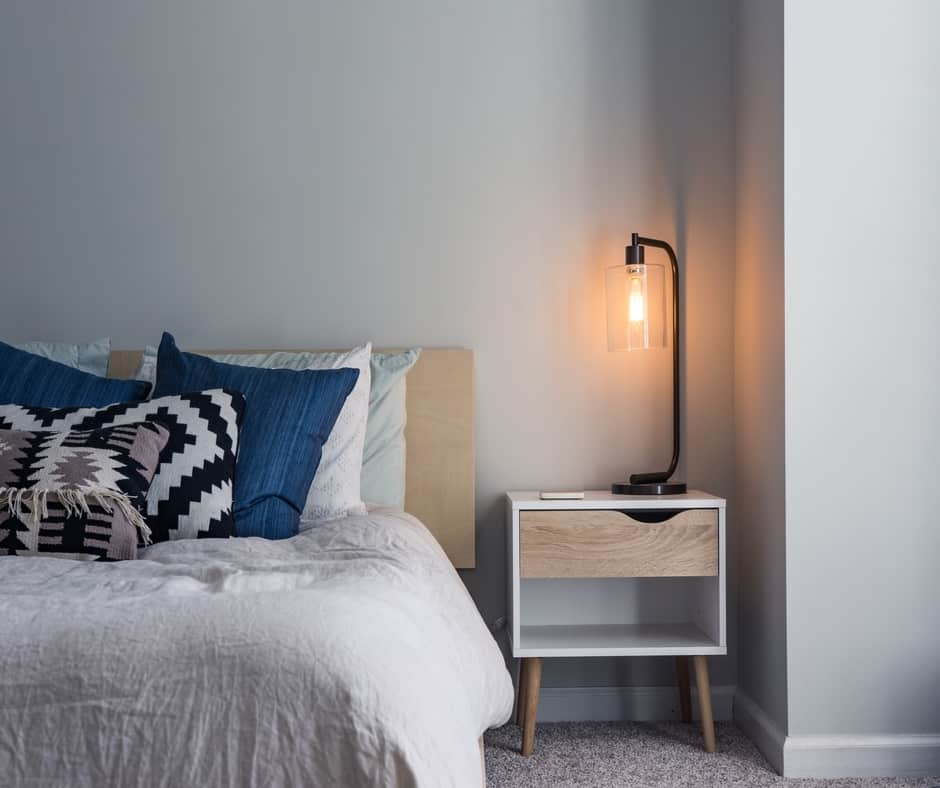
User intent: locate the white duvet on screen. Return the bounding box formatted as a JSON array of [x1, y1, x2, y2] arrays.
[[0, 509, 513, 788]]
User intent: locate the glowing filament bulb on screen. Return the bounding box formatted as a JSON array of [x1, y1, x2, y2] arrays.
[[628, 276, 645, 323]]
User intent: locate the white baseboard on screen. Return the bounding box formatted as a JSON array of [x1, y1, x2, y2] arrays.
[[535, 684, 734, 723], [733, 689, 940, 779], [784, 734, 940, 779], [733, 689, 786, 774]]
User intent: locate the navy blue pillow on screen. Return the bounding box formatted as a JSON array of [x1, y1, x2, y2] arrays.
[[152, 332, 359, 539], [0, 341, 151, 407]]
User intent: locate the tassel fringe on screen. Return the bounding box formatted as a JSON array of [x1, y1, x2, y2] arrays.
[[0, 487, 152, 545]]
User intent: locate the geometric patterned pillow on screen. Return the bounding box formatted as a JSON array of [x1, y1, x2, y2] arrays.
[[0, 422, 169, 560], [0, 390, 246, 544]]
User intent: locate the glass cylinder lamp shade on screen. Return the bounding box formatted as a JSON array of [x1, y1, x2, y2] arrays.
[[605, 261, 666, 351]]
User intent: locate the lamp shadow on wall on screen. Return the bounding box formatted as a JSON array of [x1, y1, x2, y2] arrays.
[[649, 0, 692, 488], [568, 0, 669, 498], [580, 0, 693, 495]]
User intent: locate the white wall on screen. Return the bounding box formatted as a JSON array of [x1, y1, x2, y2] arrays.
[[734, 1, 940, 774], [733, 0, 787, 758], [785, 0, 939, 747], [0, 1, 737, 691]]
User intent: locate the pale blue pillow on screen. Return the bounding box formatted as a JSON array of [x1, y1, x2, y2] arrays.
[[362, 350, 420, 509], [15, 338, 111, 376]]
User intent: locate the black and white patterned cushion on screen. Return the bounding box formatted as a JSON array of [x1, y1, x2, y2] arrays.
[[0, 422, 169, 560], [0, 390, 245, 543]]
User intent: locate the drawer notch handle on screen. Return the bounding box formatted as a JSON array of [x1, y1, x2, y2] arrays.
[[618, 509, 684, 524]]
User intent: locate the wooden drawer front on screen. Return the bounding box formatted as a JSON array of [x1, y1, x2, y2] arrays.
[[520, 509, 718, 578]]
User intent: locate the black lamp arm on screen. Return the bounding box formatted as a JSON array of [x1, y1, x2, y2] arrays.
[[628, 235, 680, 485]]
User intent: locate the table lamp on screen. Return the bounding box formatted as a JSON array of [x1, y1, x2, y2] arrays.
[[605, 232, 686, 495]]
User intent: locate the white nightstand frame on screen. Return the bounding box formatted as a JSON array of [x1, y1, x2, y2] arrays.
[[506, 490, 727, 755]]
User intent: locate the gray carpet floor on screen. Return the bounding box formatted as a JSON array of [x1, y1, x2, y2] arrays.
[[484, 722, 939, 787]]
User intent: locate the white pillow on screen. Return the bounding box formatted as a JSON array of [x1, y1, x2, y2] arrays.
[[135, 343, 372, 525]]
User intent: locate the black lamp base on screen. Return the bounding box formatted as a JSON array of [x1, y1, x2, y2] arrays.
[[611, 481, 687, 496]]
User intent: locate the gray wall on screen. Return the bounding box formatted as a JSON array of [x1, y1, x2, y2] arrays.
[[784, 0, 940, 736], [733, 0, 787, 736], [0, 1, 737, 690]]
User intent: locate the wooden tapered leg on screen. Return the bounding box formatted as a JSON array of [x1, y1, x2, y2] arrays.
[[521, 657, 543, 756], [692, 655, 716, 753], [516, 659, 529, 727], [676, 656, 692, 723]]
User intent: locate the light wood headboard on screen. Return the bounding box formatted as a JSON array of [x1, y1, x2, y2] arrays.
[[107, 348, 475, 568]]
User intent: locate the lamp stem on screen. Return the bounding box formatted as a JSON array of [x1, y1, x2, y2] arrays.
[[628, 235, 680, 485]]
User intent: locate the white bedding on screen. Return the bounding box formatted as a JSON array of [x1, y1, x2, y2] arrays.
[[0, 509, 513, 787]]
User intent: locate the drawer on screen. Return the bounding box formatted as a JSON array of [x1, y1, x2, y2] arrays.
[[519, 509, 718, 578]]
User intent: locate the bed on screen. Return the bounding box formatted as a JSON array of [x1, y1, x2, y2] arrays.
[[0, 348, 512, 787]]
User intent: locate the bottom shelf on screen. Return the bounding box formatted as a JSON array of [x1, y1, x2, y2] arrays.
[[517, 622, 723, 657]]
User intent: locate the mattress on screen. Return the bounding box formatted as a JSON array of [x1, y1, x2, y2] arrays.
[[0, 509, 513, 787]]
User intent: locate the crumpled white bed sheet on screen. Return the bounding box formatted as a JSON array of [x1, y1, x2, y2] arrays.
[[0, 508, 513, 787]]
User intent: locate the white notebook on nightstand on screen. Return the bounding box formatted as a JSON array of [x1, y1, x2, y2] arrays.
[[538, 490, 585, 500]]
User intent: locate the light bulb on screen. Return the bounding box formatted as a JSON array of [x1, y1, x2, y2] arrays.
[[629, 276, 645, 323]]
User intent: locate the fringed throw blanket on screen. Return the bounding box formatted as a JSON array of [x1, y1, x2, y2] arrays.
[[0, 422, 169, 560]]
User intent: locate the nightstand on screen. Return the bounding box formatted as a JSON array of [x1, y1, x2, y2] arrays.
[[506, 490, 726, 756]]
